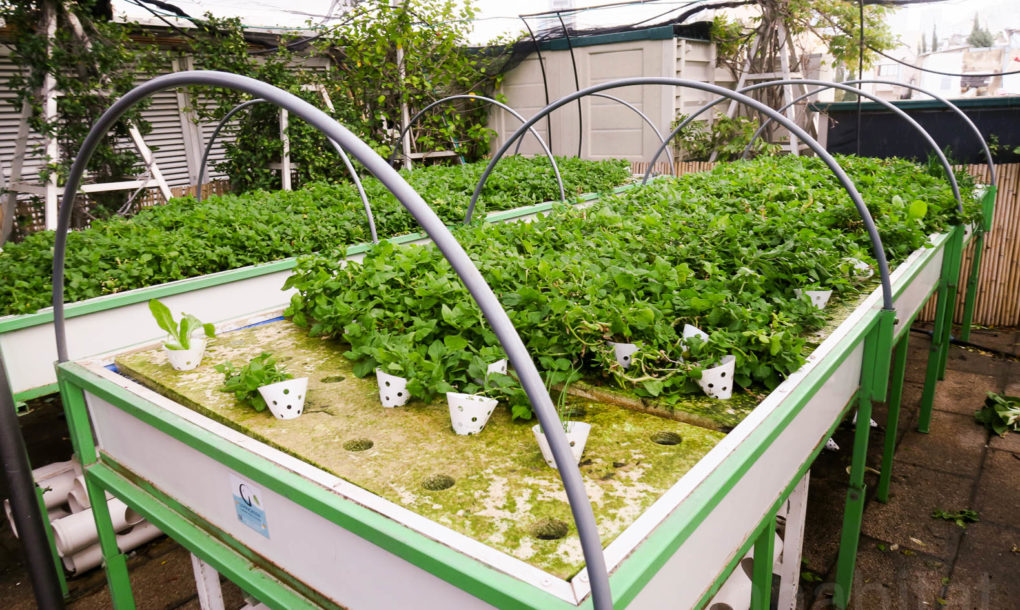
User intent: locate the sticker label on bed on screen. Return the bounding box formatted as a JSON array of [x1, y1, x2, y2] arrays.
[[230, 474, 269, 538]]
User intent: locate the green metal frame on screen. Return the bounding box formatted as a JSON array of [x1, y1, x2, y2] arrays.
[[919, 224, 967, 433], [959, 185, 997, 342], [58, 307, 882, 609]]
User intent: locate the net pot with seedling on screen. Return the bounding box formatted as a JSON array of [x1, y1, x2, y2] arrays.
[[532, 367, 590, 469], [216, 353, 307, 420], [148, 298, 216, 371]]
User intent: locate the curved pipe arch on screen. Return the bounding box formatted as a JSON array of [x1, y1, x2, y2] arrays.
[[746, 79, 995, 187], [51, 71, 612, 610], [197, 98, 378, 243], [588, 92, 676, 171], [644, 79, 962, 212], [386, 94, 565, 205], [467, 77, 895, 311]]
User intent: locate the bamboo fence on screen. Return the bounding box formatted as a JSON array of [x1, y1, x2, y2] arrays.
[[629, 160, 1020, 328]]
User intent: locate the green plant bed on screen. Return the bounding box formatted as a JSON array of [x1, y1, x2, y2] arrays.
[[114, 319, 725, 579], [0, 156, 630, 316], [284, 155, 977, 418]]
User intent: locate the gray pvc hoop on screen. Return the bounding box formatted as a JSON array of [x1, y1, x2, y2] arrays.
[[468, 77, 895, 312], [50, 71, 612, 610], [589, 92, 675, 172], [736, 82, 975, 212], [197, 97, 378, 243], [386, 94, 566, 205], [646, 79, 962, 212]]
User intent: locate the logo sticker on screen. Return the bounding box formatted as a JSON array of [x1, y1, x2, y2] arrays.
[[230, 474, 269, 538]]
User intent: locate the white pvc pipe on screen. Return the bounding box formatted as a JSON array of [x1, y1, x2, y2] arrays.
[[61, 521, 163, 575], [2, 500, 70, 538], [31, 459, 80, 509], [67, 474, 112, 512], [51, 498, 143, 556]]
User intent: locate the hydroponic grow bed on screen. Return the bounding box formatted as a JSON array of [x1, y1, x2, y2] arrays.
[[55, 173, 982, 609], [45, 71, 997, 610]]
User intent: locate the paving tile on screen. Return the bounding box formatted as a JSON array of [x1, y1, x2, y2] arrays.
[[1004, 374, 1020, 397], [974, 448, 1020, 528], [894, 412, 987, 478], [844, 536, 949, 610], [943, 346, 1013, 377], [928, 368, 1002, 416], [944, 521, 1020, 610], [988, 431, 1020, 453], [861, 462, 971, 560]]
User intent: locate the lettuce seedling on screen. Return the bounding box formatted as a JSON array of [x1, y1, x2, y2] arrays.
[[149, 298, 215, 350], [215, 353, 293, 412]]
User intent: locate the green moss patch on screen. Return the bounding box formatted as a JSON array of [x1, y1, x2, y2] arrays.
[[116, 319, 724, 578]]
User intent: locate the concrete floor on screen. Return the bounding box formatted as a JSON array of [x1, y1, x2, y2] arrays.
[[0, 326, 1017, 609], [801, 327, 1020, 609]]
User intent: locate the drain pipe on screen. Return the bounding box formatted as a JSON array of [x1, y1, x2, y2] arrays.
[[0, 357, 65, 608]]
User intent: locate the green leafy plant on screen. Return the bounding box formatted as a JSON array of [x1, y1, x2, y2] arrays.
[[930, 508, 979, 529], [671, 114, 779, 162], [285, 155, 975, 418], [215, 353, 293, 412], [0, 156, 628, 316], [148, 299, 215, 350], [975, 392, 1020, 437]]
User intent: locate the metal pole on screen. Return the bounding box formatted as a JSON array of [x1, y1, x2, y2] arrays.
[[0, 356, 65, 609]]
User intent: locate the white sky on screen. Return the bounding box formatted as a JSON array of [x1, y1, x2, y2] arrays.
[[113, 0, 1020, 46]]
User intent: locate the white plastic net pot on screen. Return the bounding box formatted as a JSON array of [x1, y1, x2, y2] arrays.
[[258, 377, 308, 420], [165, 337, 207, 371], [375, 369, 410, 407], [698, 355, 736, 400], [532, 422, 591, 469], [486, 359, 508, 376], [607, 341, 639, 369], [847, 257, 874, 279], [446, 392, 498, 435], [794, 289, 832, 309]]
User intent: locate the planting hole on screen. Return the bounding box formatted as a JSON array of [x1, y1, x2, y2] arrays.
[[385, 380, 391, 387], [343, 438, 373, 451], [422, 474, 455, 491], [471, 417, 478, 422], [720, 372, 726, 378], [650, 431, 683, 446], [397, 391, 403, 397], [321, 375, 345, 383], [529, 519, 568, 540], [283, 388, 290, 395]]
